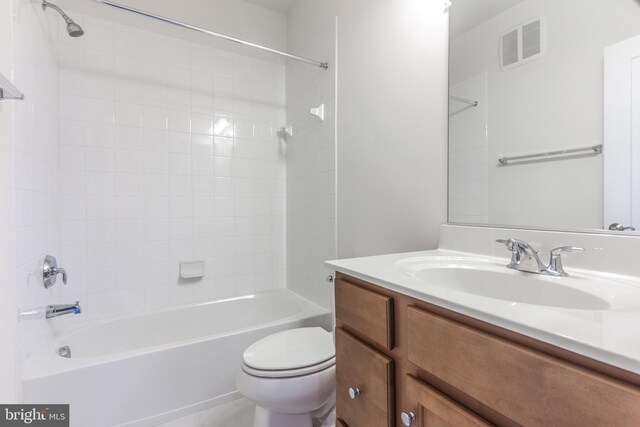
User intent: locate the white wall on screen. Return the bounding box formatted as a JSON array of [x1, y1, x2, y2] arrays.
[[288, 0, 449, 260], [450, 0, 640, 229], [336, 0, 449, 258], [9, 0, 60, 399], [0, 0, 16, 405], [56, 14, 287, 319], [285, 18, 336, 309]]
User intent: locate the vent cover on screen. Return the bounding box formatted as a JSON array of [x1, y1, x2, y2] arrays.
[[502, 29, 519, 67], [500, 18, 545, 70]]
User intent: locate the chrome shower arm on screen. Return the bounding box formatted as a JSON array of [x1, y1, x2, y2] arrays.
[[42, 0, 84, 37], [42, 0, 73, 24]]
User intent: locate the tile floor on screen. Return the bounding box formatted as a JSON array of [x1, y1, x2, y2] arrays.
[[158, 398, 255, 427]]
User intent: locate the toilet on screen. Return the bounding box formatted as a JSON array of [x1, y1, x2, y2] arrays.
[[236, 327, 336, 427]]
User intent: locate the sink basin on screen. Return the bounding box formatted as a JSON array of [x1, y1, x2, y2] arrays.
[[412, 267, 609, 310], [396, 257, 611, 310]]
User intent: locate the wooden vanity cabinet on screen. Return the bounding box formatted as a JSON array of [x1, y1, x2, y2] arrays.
[[334, 272, 640, 427], [334, 277, 396, 427]]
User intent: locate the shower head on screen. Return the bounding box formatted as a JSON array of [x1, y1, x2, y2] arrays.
[[65, 20, 84, 37], [42, 0, 84, 38]]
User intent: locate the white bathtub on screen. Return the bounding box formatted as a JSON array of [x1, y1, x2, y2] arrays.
[[22, 289, 332, 427]]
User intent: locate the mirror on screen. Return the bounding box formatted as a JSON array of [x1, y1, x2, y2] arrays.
[[448, 0, 640, 233]]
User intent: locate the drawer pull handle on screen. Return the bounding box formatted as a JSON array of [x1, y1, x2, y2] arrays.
[[348, 387, 361, 399], [401, 412, 416, 426]]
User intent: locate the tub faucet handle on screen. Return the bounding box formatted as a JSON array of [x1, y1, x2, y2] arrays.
[[42, 255, 68, 288], [57, 267, 68, 284]]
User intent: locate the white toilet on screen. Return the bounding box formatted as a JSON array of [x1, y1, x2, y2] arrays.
[[236, 327, 336, 427]]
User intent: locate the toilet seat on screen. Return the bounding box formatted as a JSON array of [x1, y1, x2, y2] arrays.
[[241, 327, 335, 378], [242, 356, 335, 378]]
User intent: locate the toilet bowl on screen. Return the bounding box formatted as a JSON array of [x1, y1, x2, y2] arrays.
[[236, 327, 336, 427]]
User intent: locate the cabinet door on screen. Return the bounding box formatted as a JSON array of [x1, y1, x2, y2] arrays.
[[403, 375, 492, 427], [336, 327, 394, 427]]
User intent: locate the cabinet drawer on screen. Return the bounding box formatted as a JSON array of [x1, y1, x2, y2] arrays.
[[405, 375, 492, 427], [336, 327, 394, 427], [407, 306, 640, 426], [335, 278, 394, 349]]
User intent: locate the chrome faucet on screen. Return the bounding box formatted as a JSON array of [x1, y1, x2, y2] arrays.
[[496, 239, 547, 274], [46, 301, 81, 319], [496, 239, 584, 277]]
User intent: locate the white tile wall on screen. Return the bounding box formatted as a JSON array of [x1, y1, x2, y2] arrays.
[[11, 0, 60, 396], [286, 24, 336, 310], [449, 73, 488, 224], [56, 15, 287, 319], [0, 2, 15, 402]]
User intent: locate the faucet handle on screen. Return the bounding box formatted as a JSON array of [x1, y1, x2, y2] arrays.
[[550, 246, 585, 256], [57, 267, 68, 285], [548, 246, 585, 276], [42, 255, 68, 288], [497, 239, 533, 253], [609, 223, 636, 231], [496, 239, 521, 269], [496, 239, 516, 251]]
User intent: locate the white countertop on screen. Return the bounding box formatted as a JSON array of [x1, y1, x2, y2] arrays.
[[326, 249, 640, 375]]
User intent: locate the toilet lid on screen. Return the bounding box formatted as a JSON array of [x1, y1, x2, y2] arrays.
[[242, 327, 335, 371]]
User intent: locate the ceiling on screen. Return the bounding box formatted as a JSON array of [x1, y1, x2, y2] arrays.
[[243, 0, 295, 14], [449, 0, 524, 39]]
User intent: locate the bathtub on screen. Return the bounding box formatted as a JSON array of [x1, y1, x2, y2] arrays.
[[22, 289, 332, 427]]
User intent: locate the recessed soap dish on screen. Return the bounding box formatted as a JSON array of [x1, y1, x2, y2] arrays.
[[180, 260, 205, 279]]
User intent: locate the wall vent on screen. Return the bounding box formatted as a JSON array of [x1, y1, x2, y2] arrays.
[[500, 18, 545, 70]]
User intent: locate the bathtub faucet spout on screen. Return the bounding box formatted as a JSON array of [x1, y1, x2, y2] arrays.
[[46, 301, 81, 319]]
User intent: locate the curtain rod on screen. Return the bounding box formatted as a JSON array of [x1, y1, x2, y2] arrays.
[[91, 0, 329, 70]]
